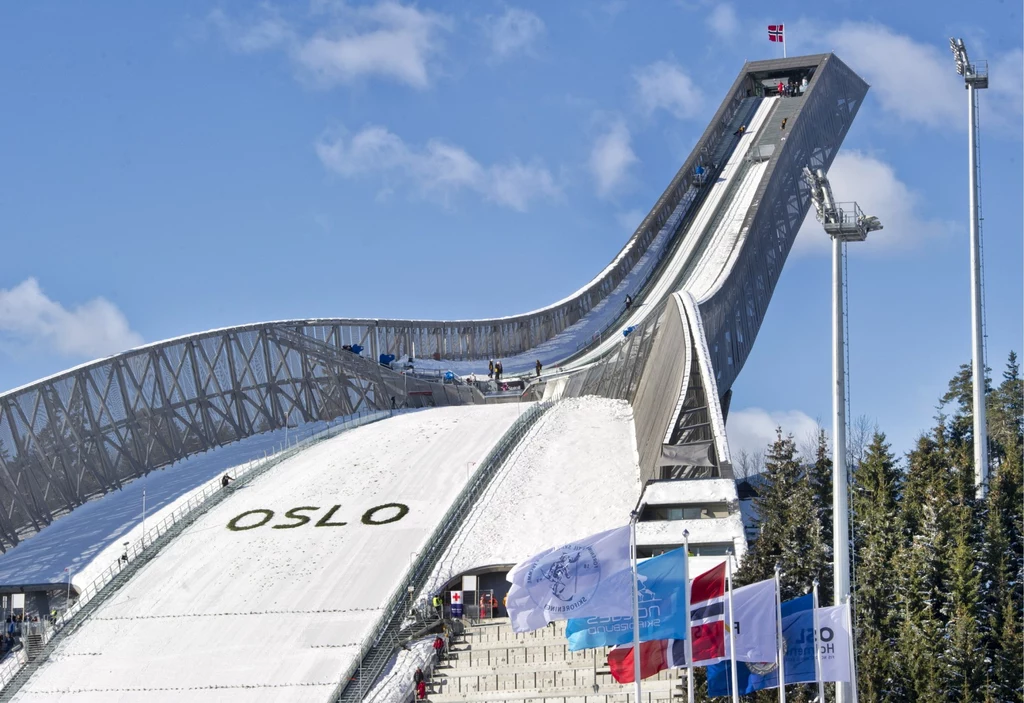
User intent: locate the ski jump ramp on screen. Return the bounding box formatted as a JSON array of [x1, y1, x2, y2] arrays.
[[0, 53, 867, 699], [0, 54, 867, 548]]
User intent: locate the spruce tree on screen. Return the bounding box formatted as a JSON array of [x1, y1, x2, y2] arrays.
[[850, 432, 903, 701], [935, 366, 987, 701], [806, 428, 834, 603], [895, 500, 947, 702], [980, 354, 1024, 701], [739, 429, 828, 599]]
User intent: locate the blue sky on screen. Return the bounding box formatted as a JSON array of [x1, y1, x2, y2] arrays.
[[0, 1, 1020, 461]]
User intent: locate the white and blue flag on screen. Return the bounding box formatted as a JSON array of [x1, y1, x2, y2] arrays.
[[564, 547, 688, 650], [506, 526, 633, 633]]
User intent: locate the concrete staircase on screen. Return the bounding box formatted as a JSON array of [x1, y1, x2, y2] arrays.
[[427, 618, 684, 703]]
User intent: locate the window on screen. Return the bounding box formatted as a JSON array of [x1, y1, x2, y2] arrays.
[[636, 542, 734, 559], [641, 503, 731, 521]]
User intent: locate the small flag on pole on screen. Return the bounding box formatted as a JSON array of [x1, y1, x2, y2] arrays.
[[768, 24, 784, 42]]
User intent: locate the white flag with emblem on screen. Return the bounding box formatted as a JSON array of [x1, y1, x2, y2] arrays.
[[726, 577, 778, 662], [506, 525, 633, 633]]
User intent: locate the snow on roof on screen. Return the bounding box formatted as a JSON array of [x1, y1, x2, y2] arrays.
[[423, 397, 641, 596], [636, 515, 746, 548], [17, 405, 523, 702], [641, 478, 739, 506]]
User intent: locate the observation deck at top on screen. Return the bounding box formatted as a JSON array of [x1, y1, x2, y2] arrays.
[[0, 53, 867, 551]]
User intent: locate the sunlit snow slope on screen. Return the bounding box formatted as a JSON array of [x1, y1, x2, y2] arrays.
[[15, 405, 524, 703], [426, 396, 641, 594]]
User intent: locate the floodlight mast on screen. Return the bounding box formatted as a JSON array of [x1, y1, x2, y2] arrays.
[[950, 36, 990, 499], [803, 166, 882, 703]]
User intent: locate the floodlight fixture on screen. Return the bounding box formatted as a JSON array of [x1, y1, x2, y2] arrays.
[[950, 37, 968, 76]]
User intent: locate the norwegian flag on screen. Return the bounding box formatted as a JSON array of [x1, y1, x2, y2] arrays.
[[768, 24, 785, 42], [689, 561, 727, 664], [607, 561, 728, 683]]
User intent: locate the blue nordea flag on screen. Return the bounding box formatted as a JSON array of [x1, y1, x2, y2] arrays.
[[706, 593, 816, 697], [564, 547, 688, 651]]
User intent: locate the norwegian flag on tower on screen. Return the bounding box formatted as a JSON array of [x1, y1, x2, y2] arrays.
[[768, 24, 784, 42]]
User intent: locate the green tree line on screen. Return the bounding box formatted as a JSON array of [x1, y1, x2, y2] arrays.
[[721, 352, 1022, 702]]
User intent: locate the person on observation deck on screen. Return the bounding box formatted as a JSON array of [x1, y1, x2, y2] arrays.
[[221, 474, 234, 489], [535, 360, 542, 378]]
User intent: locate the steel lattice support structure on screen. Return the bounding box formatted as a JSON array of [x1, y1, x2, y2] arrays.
[[0, 323, 472, 551], [697, 55, 869, 394], [0, 54, 868, 553]]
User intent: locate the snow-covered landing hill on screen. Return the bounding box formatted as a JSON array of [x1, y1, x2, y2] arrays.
[[14, 405, 523, 703]]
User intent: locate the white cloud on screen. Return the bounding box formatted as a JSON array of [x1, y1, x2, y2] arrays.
[[0, 279, 143, 360], [485, 7, 545, 59], [207, 6, 295, 53], [792, 151, 955, 256], [294, 2, 450, 89], [589, 121, 638, 198], [803, 22, 1022, 133], [209, 2, 451, 90], [988, 48, 1024, 133], [726, 407, 822, 460], [706, 4, 738, 39], [633, 60, 705, 119], [822, 22, 961, 128], [315, 125, 559, 211]]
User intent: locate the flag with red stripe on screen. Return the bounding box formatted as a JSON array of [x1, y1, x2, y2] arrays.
[[606, 562, 727, 682], [768, 24, 784, 42], [689, 561, 726, 664], [608, 639, 688, 683]]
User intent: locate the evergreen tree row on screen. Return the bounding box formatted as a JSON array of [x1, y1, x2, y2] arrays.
[[730, 352, 1023, 703]]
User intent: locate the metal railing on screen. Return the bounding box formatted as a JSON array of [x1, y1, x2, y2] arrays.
[[0, 406, 392, 692], [331, 401, 554, 702]]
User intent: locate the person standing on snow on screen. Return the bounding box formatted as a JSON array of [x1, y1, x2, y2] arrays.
[[535, 360, 542, 378]]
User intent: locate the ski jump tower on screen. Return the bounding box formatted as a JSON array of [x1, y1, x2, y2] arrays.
[[0, 54, 868, 552]]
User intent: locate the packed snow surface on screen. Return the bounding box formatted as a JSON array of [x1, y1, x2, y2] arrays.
[[15, 404, 523, 703], [0, 417, 359, 591], [425, 397, 641, 595]]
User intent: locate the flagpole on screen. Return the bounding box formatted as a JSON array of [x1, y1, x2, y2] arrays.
[[813, 580, 825, 703], [727, 555, 739, 703], [683, 530, 694, 703], [774, 564, 786, 703], [629, 510, 643, 701], [845, 597, 859, 703]]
